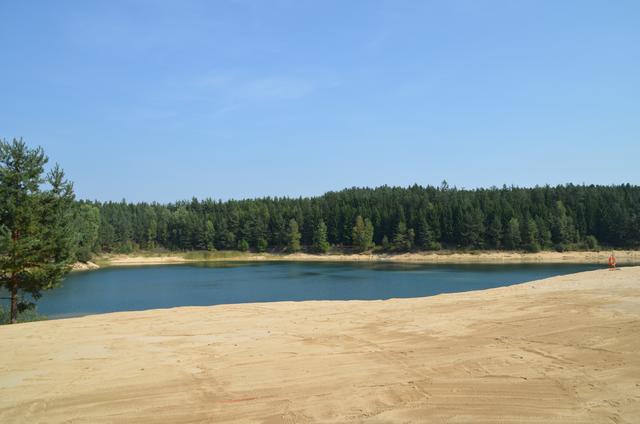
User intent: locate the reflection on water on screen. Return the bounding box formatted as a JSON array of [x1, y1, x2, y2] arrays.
[[32, 261, 609, 318]]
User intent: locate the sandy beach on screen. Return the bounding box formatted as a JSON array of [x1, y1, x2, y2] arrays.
[[95, 249, 640, 268], [1, 267, 639, 423]]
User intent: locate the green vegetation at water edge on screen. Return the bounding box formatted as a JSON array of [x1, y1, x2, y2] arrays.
[[0, 305, 47, 325]]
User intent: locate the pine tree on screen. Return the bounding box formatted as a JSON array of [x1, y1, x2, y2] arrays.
[[381, 235, 390, 250], [522, 218, 540, 252], [551, 201, 570, 248], [584, 235, 599, 251], [312, 220, 330, 253], [407, 228, 415, 250], [416, 216, 437, 250], [287, 219, 301, 252], [487, 216, 502, 249], [352, 215, 374, 252], [364, 218, 375, 250], [536, 217, 552, 249], [460, 209, 485, 249], [204, 220, 216, 251], [0, 139, 77, 323], [393, 221, 412, 251], [504, 217, 521, 250], [256, 237, 268, 252], [74, 204, 100, 262], [237, 239, 249, 252]]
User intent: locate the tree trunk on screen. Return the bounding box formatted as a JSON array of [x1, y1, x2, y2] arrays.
[[10, 229, 19, 324], [10, 273, 18, 324]]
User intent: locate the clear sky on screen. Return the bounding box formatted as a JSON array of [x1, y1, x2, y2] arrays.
[[1, 1, 639, 202]]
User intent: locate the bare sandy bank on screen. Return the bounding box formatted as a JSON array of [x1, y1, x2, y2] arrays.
[[95, 249, 640, 268], [71, 261, 100, 271], [1, 267, 639, 423]]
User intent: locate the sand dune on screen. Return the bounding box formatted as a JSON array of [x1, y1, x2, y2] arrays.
[[1, 267, 639, 423]]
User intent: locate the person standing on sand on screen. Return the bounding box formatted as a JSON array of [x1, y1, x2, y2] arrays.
[[608, 252, 617, 270]]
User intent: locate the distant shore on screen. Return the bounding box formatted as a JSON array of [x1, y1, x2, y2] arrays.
[[73, 249, 640, 270]]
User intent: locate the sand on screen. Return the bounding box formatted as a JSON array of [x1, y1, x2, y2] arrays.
[[71, 261, 100, 271], [1, 267, 639, 423], [97, 249, 640, 267]]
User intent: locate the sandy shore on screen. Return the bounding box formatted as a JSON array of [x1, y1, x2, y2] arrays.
[[1, 267, 639, 423], [96, 249, 640, 267], [71, 261, 100, 271]]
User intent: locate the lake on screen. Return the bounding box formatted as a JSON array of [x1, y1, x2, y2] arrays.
[[34, 262, 604, 318]]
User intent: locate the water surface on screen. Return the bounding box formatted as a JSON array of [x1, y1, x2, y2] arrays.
[[34, 262, 603, 318]]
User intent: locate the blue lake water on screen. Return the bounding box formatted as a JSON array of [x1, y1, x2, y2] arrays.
[[32, 262, 604, 318]]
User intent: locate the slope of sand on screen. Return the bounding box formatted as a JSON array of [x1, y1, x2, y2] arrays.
[[1, 267, 639, 423], [98, 249, 640, 267]]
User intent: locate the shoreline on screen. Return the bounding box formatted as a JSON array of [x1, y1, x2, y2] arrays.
[[78, 249, 640, 269], [2, 267, 638, 422]]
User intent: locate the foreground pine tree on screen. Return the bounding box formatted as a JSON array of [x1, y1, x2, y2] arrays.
[[0, 138, 76, 324]]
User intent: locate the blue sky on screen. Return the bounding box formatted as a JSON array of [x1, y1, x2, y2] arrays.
[[1, 1, 639, 202]]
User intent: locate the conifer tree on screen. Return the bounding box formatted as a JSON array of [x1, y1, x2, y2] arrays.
[[460, 209, 485, 249], [522, 218, 540, 252], [237, 239, 249, 252], [381, 235, 390, 250], [487, 215, 502, 249], [352, 215, 374, 252], [312, 220, 330, 253], [417, 217, 437, 250], [551, 201, 570, 248], [504, 217, 521, 250], [393, 221, 412, 251], [364, 218, 375, 250], [0, 139, 77, 323], [256, 237, 268, 252], [74, 204, 100, 262], [287, 219, 301, 252]]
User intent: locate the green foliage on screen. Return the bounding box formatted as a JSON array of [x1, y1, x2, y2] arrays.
[[416, 216, 440, 250], [287, 219, 301, 252], [554, 243, 567, 252], [256, 237, 268, 252], [381, 235, 390, 250], [74, 204, 100, 262], [524, 241, 541, 253], [352, 216, 374, 252], [393, 221, 414, 251], [584, 235, 599, 251], [459, 209, 485, 249], [551, 201, 571, 245], [487, 216, 502, 249], [0, 138, 76, 323], [115, 240, 135, 253], [504, 218, 521, 250], [237, 239, 249, 252], [522, 218, 540, 252], [0, 303, 46, 324], [312, 220, 330, 253], [73, 183, 640, 255], [0, 304, 47, 324], [536, 217, 552, 249]]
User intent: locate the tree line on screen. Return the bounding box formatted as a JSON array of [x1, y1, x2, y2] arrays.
[[76, 183, 640, 256]]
